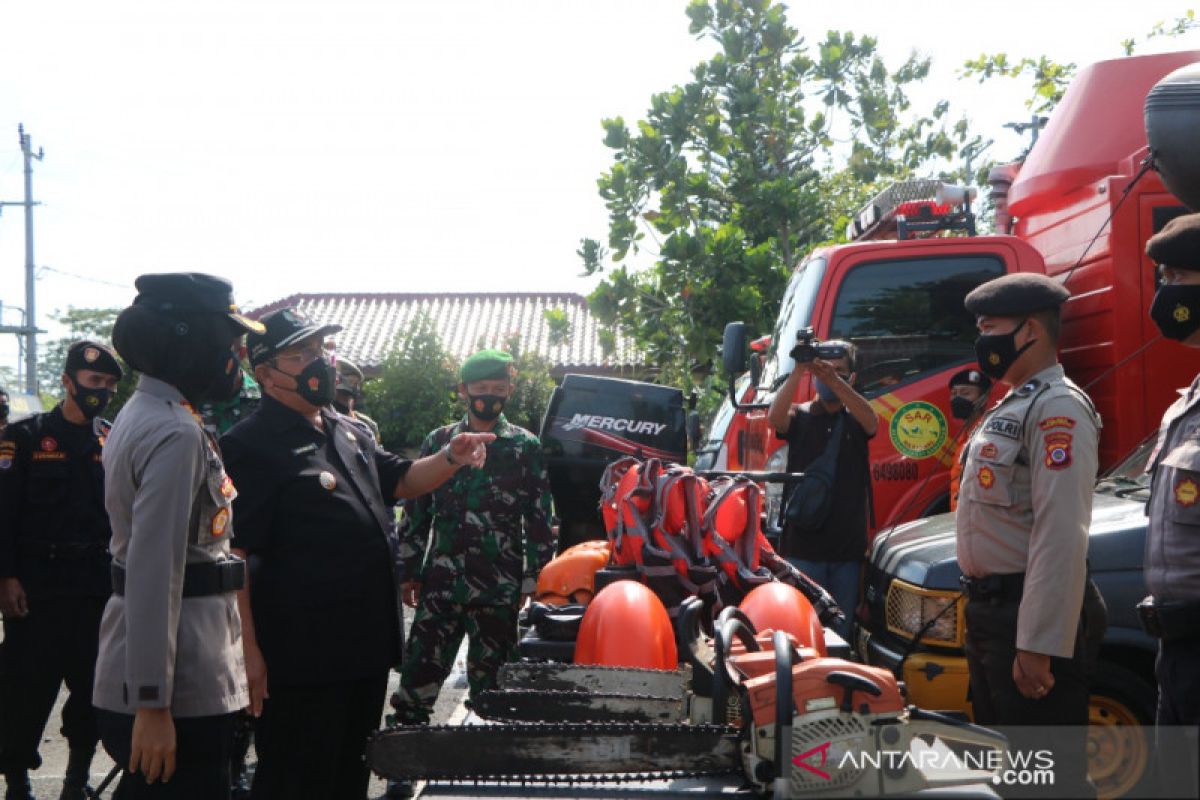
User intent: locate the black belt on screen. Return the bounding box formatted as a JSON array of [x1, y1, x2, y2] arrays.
[[1137, 596, 1200, 641], [960, 572, 1025, 603], [18, 541, 108, 559], [112, 559, 245, 598]]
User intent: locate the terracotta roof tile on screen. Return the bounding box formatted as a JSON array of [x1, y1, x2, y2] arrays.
[[249, 292, 638, 372]]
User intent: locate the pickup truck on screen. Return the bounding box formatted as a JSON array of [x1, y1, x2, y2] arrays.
[[855, 435, 1157, 798]]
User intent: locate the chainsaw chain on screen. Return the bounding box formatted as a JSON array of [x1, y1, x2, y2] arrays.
[[475, 689, 685, 722], [501, 663, 689, 678], [368, 721, 742, 785]]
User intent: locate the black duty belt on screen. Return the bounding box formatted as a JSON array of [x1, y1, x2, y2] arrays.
[[1137, 596, 1200, 641], [112, 559, 245, 598], [960, 572, 1025, 603], [19, 541, 108, 559]]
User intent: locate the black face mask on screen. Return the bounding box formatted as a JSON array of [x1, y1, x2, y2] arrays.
[[198, 349, 245, 403], [332, 396, 351, 415], [70, 383, 114, 420], [950, 395, 979, 421], [974, 319, 1035, 381], [1150, 284, 1200, 341], [277, 356, 337, 407], [468, 393, 506, 422]]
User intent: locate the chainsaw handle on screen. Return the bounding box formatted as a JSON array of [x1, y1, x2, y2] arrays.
[[773, 630, 797, 798], [825, 670, 882, 713], [677, 596, 715, 696], [711, 616, 760, 724], [716, 605, 756, 636]]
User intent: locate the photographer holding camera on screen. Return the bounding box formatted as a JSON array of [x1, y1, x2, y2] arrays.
[[767, 332, 877, 639]]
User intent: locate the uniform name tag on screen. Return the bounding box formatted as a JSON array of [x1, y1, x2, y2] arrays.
[[292, 444, 318, 456], [984, 417, 1022, 440]]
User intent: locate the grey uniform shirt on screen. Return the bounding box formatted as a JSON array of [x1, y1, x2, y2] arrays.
[[93, 376, 249, 718], [1145, 374, 1200, 603], [955, 364, 1100, 658]]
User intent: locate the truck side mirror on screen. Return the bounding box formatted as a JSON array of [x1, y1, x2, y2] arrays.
[[722, 322, 749, 377]]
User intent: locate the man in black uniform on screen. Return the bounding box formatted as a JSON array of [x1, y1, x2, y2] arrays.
[[0, 341, 123, 800], [222, 308, 493, 800]]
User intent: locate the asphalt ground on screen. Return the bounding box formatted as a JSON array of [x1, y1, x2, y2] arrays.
[[3, 607, 470, 800]]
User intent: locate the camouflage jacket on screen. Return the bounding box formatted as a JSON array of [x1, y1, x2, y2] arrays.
[[399, 414, 555, 606]]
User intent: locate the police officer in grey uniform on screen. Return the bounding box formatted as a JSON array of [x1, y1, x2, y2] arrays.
[[956, 273, 1100, 797], [1142, 214, 1200, 791], [93, 273, 263, 799]]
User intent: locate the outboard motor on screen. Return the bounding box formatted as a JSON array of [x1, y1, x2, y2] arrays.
[[1146, 60, 1200, 210], [539, 375, 687, 552]]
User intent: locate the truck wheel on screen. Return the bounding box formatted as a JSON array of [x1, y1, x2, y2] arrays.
[[1088, 661, 1155, 798]]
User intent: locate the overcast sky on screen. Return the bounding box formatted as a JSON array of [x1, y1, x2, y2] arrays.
[[1, 0, 1198, 382]]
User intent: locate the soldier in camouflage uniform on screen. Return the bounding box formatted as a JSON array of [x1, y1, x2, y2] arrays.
[[391, 349, 555, 724]]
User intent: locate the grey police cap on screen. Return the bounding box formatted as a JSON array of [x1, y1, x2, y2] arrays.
[[1146, 212, 1200, 271], [963, 273, 1070, 316]]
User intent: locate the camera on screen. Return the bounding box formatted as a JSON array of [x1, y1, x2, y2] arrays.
[[790, 327, 848, 364]]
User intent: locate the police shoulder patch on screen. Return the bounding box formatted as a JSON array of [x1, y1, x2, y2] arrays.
[[1038, 416, 1076, 431], [1043, 432, 1073, 470], [983, 416, 1022, 440]]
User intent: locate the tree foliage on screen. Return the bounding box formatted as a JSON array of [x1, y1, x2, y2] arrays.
[[960, 10, 1198, 116], [361, 314, 461, 454], [579, 0, 973, 381]]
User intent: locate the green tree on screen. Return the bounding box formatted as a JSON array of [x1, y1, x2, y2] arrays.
[[360, 314, 461, 454], [960, 10, 1197, 117], [502, 334, 557, 435], [579, 0, 972, 381], [38, 307, 138, 417]]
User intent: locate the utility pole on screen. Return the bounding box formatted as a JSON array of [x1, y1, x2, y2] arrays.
[[0, 124, 43, 395]]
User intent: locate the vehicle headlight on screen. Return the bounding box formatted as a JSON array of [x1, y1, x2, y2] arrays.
[[885, 579, 963, 646], [764, 446, 789, 529]]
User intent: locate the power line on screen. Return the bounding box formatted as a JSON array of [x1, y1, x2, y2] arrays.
[[38, 266, 132, 290]]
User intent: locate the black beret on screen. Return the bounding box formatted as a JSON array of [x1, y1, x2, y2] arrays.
[[65, 340, 123, 379], [963, 273, 1070, 316], [1146, 212, 1200, 271], [948, 368, 991, 391], [133, 272, 265, 334], [248, 307, 342, 366]]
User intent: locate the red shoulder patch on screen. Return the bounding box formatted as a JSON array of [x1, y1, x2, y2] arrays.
[[40, 436, 57, 452], [1038, 416, 1076, 431]]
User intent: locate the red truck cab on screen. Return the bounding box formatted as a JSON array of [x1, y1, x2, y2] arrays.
[[723, 231, 1048, 532], [719, 48, 1200, 537]]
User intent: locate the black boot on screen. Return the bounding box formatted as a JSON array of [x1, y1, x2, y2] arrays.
[[58, 748, 95, 800], [4, 771, 34, 800]]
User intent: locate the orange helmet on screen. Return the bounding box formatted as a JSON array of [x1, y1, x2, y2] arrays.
[[535, 540, 612, 605], [738, 581, 826, 656], [575, 580, 678, 669]]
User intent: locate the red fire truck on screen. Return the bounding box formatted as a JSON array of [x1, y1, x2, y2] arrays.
[[719, 49, 1200, 535]]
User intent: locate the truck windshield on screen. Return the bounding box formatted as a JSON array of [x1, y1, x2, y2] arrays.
[[760, 257, 827, 389], [829, 255, 1004, 397]]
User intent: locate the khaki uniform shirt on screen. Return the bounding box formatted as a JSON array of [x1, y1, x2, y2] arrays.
[[1145, 374, 1200, 603], [955, 364, 1100, 658], [93, 376, 248, 717]]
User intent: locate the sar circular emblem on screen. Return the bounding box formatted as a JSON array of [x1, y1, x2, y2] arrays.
[[889, 401, 948, 460]]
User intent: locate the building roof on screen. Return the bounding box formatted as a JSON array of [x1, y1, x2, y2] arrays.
[[250, 292, 638, 373]]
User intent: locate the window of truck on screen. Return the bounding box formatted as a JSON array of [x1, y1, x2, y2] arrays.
[[760, 256, 827, 390], [828, 256, 1004, 397]]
